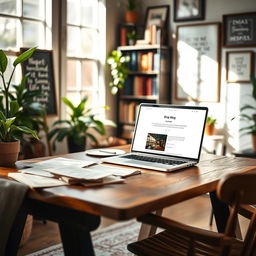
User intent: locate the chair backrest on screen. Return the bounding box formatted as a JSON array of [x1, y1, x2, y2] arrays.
[[217, 172, 256, 256]]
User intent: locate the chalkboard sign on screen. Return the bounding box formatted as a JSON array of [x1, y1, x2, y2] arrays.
[[20, 48, 57, 115], [223, 12, 256, 47]]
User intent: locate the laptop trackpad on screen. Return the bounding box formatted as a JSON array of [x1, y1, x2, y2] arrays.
[[126, 160, 167, 168]]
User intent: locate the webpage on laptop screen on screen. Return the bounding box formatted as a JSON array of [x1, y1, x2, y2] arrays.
[[132, 106, 207, 159]]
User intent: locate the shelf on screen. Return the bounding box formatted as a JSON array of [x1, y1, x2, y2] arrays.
[[120, 95, 158, 101], [120, 122, 136, 126], [118, 44, 169, 51], [128, 71, 159, 75]]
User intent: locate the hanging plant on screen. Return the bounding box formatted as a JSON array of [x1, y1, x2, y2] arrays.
[[107, 50, 130, 95]]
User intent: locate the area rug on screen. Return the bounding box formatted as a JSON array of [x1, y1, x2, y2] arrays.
[[27, 220, 140, 256]]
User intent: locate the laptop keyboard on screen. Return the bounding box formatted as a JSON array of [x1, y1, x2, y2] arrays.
[[121, 154, 186, 165]]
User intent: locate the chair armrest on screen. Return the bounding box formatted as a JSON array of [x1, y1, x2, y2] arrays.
[[138, 213, 228, 244]]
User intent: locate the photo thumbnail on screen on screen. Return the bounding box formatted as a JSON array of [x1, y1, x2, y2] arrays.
[[145, 133, 167, 151]]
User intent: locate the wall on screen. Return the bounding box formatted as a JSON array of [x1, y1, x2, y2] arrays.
[[137, 0, 256, 153]]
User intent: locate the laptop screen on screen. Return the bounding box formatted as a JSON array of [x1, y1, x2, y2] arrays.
[[131, 104, 208, 160]]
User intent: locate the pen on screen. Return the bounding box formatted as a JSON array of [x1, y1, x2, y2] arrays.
[[99, 149, 117, 154]]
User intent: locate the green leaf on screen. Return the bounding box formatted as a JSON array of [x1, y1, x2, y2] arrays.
[[15, 125, 39, 139], [5, 117, 16, 130], [0, 111, 6, 121], [0, 50, 8, 73], [62, 97, 75, 111], [9, 100, 19, 117], [13, 47, 37, 67]]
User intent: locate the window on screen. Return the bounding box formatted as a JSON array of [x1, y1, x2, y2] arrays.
[[64, 0, 106, 113], [0, 0, 52, 85]]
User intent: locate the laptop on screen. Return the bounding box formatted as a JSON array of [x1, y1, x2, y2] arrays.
[[102, 103, 208, 172]]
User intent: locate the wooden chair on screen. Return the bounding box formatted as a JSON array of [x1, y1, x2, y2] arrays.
[[127, 172, 256, 256]]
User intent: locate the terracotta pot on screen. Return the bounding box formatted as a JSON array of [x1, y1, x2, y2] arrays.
[[205, 124, 215, 136], [125, 10, 138, 24], [252, 135, 256, 152], [0, 140, 20, 166]]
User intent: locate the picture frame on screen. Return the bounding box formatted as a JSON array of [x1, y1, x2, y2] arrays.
[[226, 51, 254, 83], [175, 22, 221, 102], [174, 0, 205, 22], [223, 12, 256, 47], [145, 5, 169, 29]]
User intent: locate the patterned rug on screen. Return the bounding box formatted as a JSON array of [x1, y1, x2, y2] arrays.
[[27, 220, 140, 256]]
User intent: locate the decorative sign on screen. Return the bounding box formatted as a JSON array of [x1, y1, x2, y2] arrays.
[[223, 12, 256, 47], [226, 51, 254, 83], [21, 49, 57, 115], [175, 23, 221, 102]]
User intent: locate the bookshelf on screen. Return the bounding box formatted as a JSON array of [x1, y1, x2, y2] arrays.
[[117, 44, 171, 141]]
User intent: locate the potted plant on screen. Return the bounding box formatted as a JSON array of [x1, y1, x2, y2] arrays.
[[107, 50, 130, 95], [9, 75, 48, 159], [48, 96, 115, 153], [127, 30, 137, 45], [124, 0, 138, 24], [0, 47, 39, 166], [205, 116, 217, 136], [239, 75, 256, 151]]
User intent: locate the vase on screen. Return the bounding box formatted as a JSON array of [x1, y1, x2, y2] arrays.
[[125, 11, 138, 24], [0, 140, 20, 166], [205, 124, 215, 136], [67, 136, 86, 153]]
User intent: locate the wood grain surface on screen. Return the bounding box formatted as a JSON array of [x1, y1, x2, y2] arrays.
[[1, 145, 256, 220]]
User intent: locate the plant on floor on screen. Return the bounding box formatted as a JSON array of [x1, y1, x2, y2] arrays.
[[240, 75, 256, 136], [0, 47, 39, 165], [48, 96, 115, 153], [107, 50, 130, 95]]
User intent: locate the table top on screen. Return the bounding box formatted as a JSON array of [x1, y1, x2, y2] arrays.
[[1, 145, 256, 220]]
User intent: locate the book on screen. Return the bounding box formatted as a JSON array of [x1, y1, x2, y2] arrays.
[[60, 175, 124, 187], [120, 27, 127, 46], [8, 173, 67, 188]]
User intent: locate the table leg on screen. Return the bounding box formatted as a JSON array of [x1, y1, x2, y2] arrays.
[[209, 191, 230, 233], [26, 199, 100, 255], [59, 223, 95, 256], [138, 209, 163, 240]]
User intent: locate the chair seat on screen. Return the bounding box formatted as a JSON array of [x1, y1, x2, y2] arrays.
[[128, 229, 243, 256]]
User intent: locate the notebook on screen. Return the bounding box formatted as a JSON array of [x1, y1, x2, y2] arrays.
[[102, 103, 208, 172]]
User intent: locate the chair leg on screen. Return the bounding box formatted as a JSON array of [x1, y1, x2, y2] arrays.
[[138, 209, 163, 240], [209, 208, 214, 226]]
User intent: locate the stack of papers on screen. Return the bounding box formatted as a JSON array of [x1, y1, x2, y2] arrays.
[[8, 157, 141, 188]]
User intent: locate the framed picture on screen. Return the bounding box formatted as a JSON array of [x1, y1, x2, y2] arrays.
[[223, 12, 256, 47], [145, 5, 169, 29], [226, 51, 254, 83], [175, 22, 221, 102], [174, 0, 205, 22]]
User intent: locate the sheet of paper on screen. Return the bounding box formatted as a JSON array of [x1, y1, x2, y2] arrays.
[[19, 167, 55, 178], [101, 165, 141, 178], [45, 166, 113, 181], [8, 173, 67, 188], [32, 157, 97, 168]]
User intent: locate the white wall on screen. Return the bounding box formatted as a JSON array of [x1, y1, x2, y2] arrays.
[[138, 0, 256, 153]]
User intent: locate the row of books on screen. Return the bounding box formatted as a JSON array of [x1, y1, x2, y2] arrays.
[[123, 76, 158, 96], [128, 51, 160, 71], [119, 101, 140, 123]]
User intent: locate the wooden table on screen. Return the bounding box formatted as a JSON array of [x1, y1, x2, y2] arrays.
[[2, 145, 256, 255]]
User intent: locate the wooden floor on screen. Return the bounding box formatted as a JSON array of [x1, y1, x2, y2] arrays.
[[17, 195, 249, 255]]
